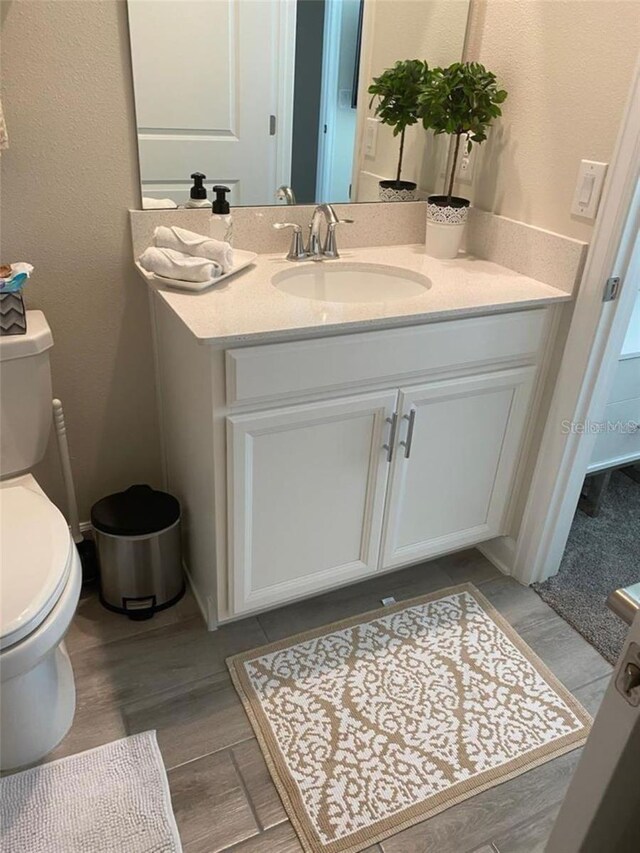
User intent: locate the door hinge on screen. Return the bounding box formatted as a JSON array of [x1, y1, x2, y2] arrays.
[[603, 276, 621, 301]]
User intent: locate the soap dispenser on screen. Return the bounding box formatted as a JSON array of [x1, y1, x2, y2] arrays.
[[184, 172, 210, 208], [210, 185, 233, 244]]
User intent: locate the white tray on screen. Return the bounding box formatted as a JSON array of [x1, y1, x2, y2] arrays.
[[136, 249, 258, 292]]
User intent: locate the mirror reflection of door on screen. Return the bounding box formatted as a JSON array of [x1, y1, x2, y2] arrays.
[[128, 0, 297, 207]]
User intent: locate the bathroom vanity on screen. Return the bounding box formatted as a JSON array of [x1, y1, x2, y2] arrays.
[[140, 241, 572, 628]]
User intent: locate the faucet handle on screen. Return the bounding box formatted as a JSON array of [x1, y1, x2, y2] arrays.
[[323, 218, 354, 258], [273, 222, 307, 261]]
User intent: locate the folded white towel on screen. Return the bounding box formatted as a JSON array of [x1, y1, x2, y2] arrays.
[[142, 197, 178, 210], [154, 225, 234, 273], [139, 247, 222, 282]]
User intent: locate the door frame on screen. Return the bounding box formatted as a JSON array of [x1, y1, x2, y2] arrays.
[[315, 0, 343, 201], [275, 0, 298, 193], [510, 60, 640, 586]]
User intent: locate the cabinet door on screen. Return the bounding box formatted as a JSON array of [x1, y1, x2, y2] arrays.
[[228, 391, 397, 614], [381, 367, 536, 569]]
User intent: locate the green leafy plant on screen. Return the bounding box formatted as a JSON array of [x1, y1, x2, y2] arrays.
[[368, 59, 430, 185], [419, 61, 507, 203]]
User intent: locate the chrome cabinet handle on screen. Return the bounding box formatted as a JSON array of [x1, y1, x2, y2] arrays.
[[400, 408, 416, 458], [383, 412, 398, 462]]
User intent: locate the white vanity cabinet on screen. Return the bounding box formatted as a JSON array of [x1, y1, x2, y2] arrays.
[[227, 366, 536, 615], [380, 367, 536, 570], [227, 391, 396, 614], [151, 299, 553, 626]]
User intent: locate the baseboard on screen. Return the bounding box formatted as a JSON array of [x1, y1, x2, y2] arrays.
[[478, 536, 517, 578], [182, 561, 218, 631]]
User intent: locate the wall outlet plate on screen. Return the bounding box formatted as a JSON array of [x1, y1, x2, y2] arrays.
[[439, 134, 476, 185], [457, 138, 476, 184]]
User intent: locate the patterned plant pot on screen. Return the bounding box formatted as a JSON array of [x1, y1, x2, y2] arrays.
[[425, 195, 470, 259], [0, 291, 27, 336], [379, 180, 417, 202]]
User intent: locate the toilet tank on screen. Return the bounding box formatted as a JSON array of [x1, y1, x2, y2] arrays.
[[0, 311, 54, 478]]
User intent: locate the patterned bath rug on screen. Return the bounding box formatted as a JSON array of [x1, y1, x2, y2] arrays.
[[0, 731, 181, 852], [228, 583, 591, 853]]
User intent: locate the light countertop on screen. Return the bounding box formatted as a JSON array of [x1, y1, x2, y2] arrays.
[[136, 244, 572, 346]]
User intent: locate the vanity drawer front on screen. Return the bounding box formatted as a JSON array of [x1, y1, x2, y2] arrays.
[[225, 309, 547, 405]]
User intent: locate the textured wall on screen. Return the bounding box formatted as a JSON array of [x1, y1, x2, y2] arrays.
[[465, 0, 640, 242], [1, 0, 161, 519]]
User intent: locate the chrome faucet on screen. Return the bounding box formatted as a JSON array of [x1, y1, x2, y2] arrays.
[[274, 204, 353, 261], [308, 204, 339, 258], [275, 185, 297, 205]]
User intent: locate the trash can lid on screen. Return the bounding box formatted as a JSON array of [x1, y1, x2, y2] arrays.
[[91, 485, 180, 536]]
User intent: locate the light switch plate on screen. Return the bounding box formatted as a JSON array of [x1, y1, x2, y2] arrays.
[[364, 118, 379, 158], [571, 160, 608, 219]]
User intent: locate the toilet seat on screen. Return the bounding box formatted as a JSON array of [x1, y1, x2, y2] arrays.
[[0, 483, 73, 650]]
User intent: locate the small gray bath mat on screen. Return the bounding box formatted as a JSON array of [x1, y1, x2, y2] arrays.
[[0, 731, 181, 853]]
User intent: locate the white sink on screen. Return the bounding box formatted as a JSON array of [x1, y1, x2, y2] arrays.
[[271, 262, 431, 303]]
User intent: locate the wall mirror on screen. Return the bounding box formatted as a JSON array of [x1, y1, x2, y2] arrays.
[[128, 0, 470, 208]]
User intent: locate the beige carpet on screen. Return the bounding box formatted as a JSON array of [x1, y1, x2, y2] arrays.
[[228, 583, 591, 853]]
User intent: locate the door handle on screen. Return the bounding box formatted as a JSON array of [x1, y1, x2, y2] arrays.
[[614, 642, 640, 707], [383, 412, 398, 463], [400, 408, 416, 458]]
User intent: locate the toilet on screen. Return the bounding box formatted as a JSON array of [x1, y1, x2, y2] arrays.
[[0, 311, 81, 771]]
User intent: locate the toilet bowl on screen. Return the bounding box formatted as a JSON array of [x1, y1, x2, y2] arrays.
[[0, 475, 82, 771]]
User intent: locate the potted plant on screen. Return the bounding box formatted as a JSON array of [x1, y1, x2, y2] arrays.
[[419, 61, 507, 258], [368, 59, 429, 201]]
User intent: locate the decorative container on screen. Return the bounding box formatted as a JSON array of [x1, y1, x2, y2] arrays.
[[425, 195, 470, 259], [0, 292, 27, 336], [379, 180, 417, 202]]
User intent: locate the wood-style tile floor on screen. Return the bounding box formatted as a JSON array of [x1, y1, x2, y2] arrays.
[[48, 550, 612, 852]]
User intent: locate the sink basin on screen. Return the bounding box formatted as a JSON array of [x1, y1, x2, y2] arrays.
[[271, 262, 430, 303]]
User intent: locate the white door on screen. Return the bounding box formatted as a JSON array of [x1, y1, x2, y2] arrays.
[[381, 367, 536, 569], [547, 599, 640, 851], [227, 391, 397, 615], [128, 0, 295, 206]]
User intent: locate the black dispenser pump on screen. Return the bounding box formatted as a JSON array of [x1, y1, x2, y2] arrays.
[[212, 185, 231, 214], [190, 172, 207, 200]]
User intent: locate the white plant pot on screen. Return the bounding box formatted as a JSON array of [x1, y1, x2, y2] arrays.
[[379, 181, 417, 202], [425, 197, 469, 259]]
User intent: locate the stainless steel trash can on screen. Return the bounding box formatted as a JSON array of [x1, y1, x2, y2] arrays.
[[92, 485, 184, 620]]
